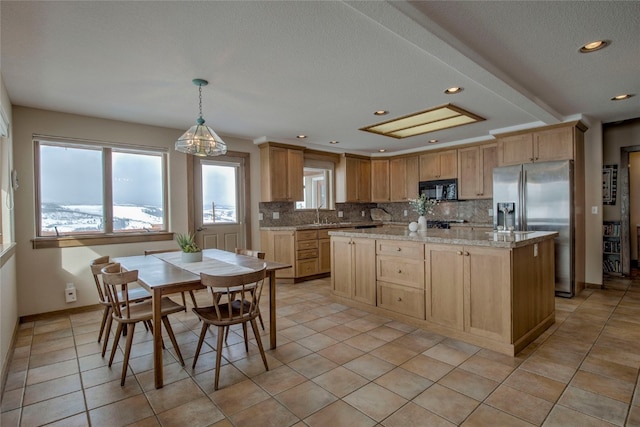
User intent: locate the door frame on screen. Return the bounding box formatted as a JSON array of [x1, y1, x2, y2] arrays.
[[620, 145, 640, 276], [187, 150, 252, 249]]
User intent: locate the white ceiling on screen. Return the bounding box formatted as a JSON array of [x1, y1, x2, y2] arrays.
[[1, 1, 639, 155]]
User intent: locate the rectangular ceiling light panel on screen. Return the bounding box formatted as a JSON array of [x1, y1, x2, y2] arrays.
[[360, 104, 485, 139]]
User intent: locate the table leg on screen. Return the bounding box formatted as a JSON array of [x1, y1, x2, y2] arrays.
[[152, 288, 163, 389], [268, 271, 277, 349]]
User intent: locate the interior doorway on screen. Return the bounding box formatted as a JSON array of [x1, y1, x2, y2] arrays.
[[619, 147, 640, 275], [190, 151, 251, 251]]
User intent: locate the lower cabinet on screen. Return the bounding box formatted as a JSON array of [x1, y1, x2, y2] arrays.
[[296, 229, 319, 278], [425, 244, 511, 342], [260, 230, 295, 278], [331, 236, 376, 305]]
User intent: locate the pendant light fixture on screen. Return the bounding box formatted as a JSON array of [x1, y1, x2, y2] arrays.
[[175, 78, 227, 156]]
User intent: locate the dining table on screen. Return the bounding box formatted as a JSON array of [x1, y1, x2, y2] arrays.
[[114, 248, 291, 389]]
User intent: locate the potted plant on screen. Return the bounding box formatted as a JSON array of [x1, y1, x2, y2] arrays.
[[409, 194, 438, 231], [176, 233, 202, 262]]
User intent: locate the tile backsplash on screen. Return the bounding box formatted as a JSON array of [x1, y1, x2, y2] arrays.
[[259, 199, 493, 227]]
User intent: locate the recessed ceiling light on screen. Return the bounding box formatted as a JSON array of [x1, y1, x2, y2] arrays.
[[579, 40, 609, 53], [444, 87, 463, 95], [428, 139, 438, 143], [296, 134, 307, 139], [611, 94, 634, 101], [329, 140, 340, 144], [378, 149, 386, 153], [360, 104, 484, 139], [373, 110, 389, 116]]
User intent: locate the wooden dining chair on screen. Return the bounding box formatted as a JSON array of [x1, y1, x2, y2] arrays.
[[101, 263, 186, 386], [144, 249, 198, 309], [234, 248, 266, 330], [90, 256, 151, 357], [191, 265, 269, 390]]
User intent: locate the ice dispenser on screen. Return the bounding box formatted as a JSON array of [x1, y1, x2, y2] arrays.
[[496, 202, 516, 230]]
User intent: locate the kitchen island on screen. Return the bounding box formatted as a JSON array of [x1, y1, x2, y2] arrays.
[[329, 227, 558, 356]]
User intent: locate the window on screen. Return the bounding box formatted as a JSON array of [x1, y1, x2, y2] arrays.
[[201, 161, 238, 224], [35, 138, 167, 237], [296, 159, 334, 210]]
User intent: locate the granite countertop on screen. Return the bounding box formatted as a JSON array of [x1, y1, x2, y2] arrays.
[[328, 227, 558, 249]]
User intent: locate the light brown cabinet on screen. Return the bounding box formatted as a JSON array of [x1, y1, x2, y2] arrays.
[[260, 144, 304, 201], [419, 150, 457, 181], [497, 124, 582, 166], [457, 143, 497, 199], [318, 229, 333, 274], [336, 155, 371, 202], [370, 159, 390, 202], [331, 236, 376, 305], [295, 229, 318, 278], [390, 156, 420, 201], [260, 230, 295, 278]]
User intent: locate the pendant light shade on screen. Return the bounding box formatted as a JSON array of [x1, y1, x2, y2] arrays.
[[175, 79, 227, 156]]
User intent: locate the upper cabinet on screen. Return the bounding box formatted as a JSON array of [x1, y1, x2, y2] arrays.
[[497, 122, 587, 166], [457, 143, 497, 200], [260, 143, 304, 202], [390, 156, 420, 201], [370, 159, 390, 202], [419, 149, 457, 181], [336, 154, 371, 203]]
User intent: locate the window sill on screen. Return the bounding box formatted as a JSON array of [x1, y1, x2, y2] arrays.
[[1, 243, 17, 268], [32, 232, 174, 249]]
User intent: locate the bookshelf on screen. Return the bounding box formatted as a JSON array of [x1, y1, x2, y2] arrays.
[[603, 221, 622, 274]]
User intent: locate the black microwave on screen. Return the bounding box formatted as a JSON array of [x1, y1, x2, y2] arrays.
[[419, 179, 458, 201]]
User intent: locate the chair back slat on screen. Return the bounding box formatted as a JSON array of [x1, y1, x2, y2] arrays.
[[235, 248, 266, 259], [101, 263, 139, 319]]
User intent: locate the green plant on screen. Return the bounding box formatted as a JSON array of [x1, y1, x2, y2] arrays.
[[409, 193, 438, 216], [175, 233, 201, 253]]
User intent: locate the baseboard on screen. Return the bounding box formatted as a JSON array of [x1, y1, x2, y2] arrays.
[[20, 304, 102, 324], [1, 319, 20, 398]]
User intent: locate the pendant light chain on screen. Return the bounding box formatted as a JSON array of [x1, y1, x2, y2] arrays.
[[198, 84, 203, 119]]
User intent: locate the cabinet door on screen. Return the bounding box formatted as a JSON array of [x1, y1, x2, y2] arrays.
[[271, 231, 295, 278], [534, 126, 573, 162], [439, 150, 458, 179], [480, 144, 497, 198], [425, 244, 464, 330], [457, 146, 480, 200], [357, 159, 371, 202], [389, 158, 407, 201], [463, 246, 511, 342], [352, 237, 376, 305], [318, 238, 331, 273], [497, 134, 534, 166], [419, 152, 440, 181], [371, 159, 390, 202], [287, 149, 304, 201], [268, 147, 289, 200], [331, 237, 352, 298]]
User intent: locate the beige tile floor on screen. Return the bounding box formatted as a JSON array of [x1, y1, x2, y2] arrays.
[[2, 275, 640, 427]]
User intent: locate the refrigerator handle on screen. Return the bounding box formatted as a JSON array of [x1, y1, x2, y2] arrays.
[[521, 169, 527, 230]]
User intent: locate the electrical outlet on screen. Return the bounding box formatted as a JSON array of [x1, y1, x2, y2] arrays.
[[403, 210, 408, 217], [488, 208, 493, 216], [65, 283, 77, 303], [361, 211, 365, 217], [258, 212, 264, 221], [338, 211, 343, 218], [591, 206, 598, 214], [272, 212, 279, 219]]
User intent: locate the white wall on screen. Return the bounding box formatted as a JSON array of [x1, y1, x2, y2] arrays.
[[12, 107, 260, 317], [0, 71, 19, 386]]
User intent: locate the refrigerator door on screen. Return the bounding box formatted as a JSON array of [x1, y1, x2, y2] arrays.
[[524, 161, 574, 296], [492, 165, 523, 230]]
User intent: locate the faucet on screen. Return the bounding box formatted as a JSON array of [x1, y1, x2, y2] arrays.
[[315, 203, 323, 224]]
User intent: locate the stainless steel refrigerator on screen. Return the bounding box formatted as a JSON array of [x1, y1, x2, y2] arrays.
[[493, 160, 575, 297]]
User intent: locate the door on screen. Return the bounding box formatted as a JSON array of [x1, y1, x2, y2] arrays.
[[193, 154, 249, 251]]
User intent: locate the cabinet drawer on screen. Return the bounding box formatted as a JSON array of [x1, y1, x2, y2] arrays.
[[297, 239, 318, 250], [297, 258, 318, 277], [377, 281, 425, 319], [376, 241, 424, 259], [377, 256, 425, 289], [297, 248, 318, 260], [296, 229, 318, 241]]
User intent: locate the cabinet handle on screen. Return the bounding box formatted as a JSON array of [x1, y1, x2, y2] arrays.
[[529, 157, 534, 161], [464, 251, 470, 256], [457, 251, 463, 255], [397, 297, 402, 302], [397, 269, 402, 274], [396, 247, 402, 251]]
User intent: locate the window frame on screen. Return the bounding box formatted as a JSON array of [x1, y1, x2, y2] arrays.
[[32, 136, 172, 249]]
